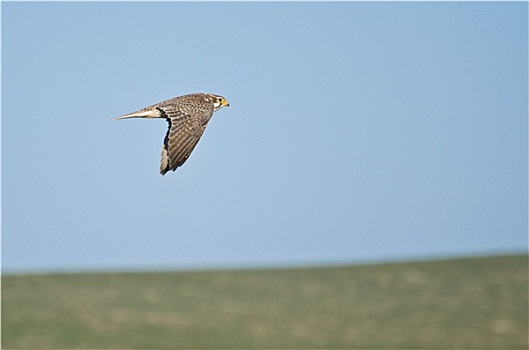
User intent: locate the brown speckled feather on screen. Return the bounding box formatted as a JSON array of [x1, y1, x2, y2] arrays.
[[111, 93, 229, 176]]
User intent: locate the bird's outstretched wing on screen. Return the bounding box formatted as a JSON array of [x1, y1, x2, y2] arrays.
[[159, 107, 212, 175]]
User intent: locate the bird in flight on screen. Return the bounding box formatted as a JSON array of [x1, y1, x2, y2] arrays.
[[111, 93, 229, 175]]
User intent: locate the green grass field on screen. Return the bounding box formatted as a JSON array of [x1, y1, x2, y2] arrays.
[[2, 254, 527, 349]]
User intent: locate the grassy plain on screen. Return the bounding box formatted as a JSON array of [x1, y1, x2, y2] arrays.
[[2, 254, 527, 349]]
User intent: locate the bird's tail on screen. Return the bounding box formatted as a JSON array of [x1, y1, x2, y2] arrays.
[[110, 109, 161, 121]]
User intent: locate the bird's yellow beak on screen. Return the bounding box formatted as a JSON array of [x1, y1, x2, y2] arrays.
[[222, 99, 230, 107]]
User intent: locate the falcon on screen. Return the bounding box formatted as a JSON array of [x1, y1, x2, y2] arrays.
[[111, 93, 229, 175]]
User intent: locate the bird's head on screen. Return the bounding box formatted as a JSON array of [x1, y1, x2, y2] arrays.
[[208, 94, 229, 111]]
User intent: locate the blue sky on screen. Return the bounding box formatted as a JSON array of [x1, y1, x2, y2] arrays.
[[2, 2, 527, 273]]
